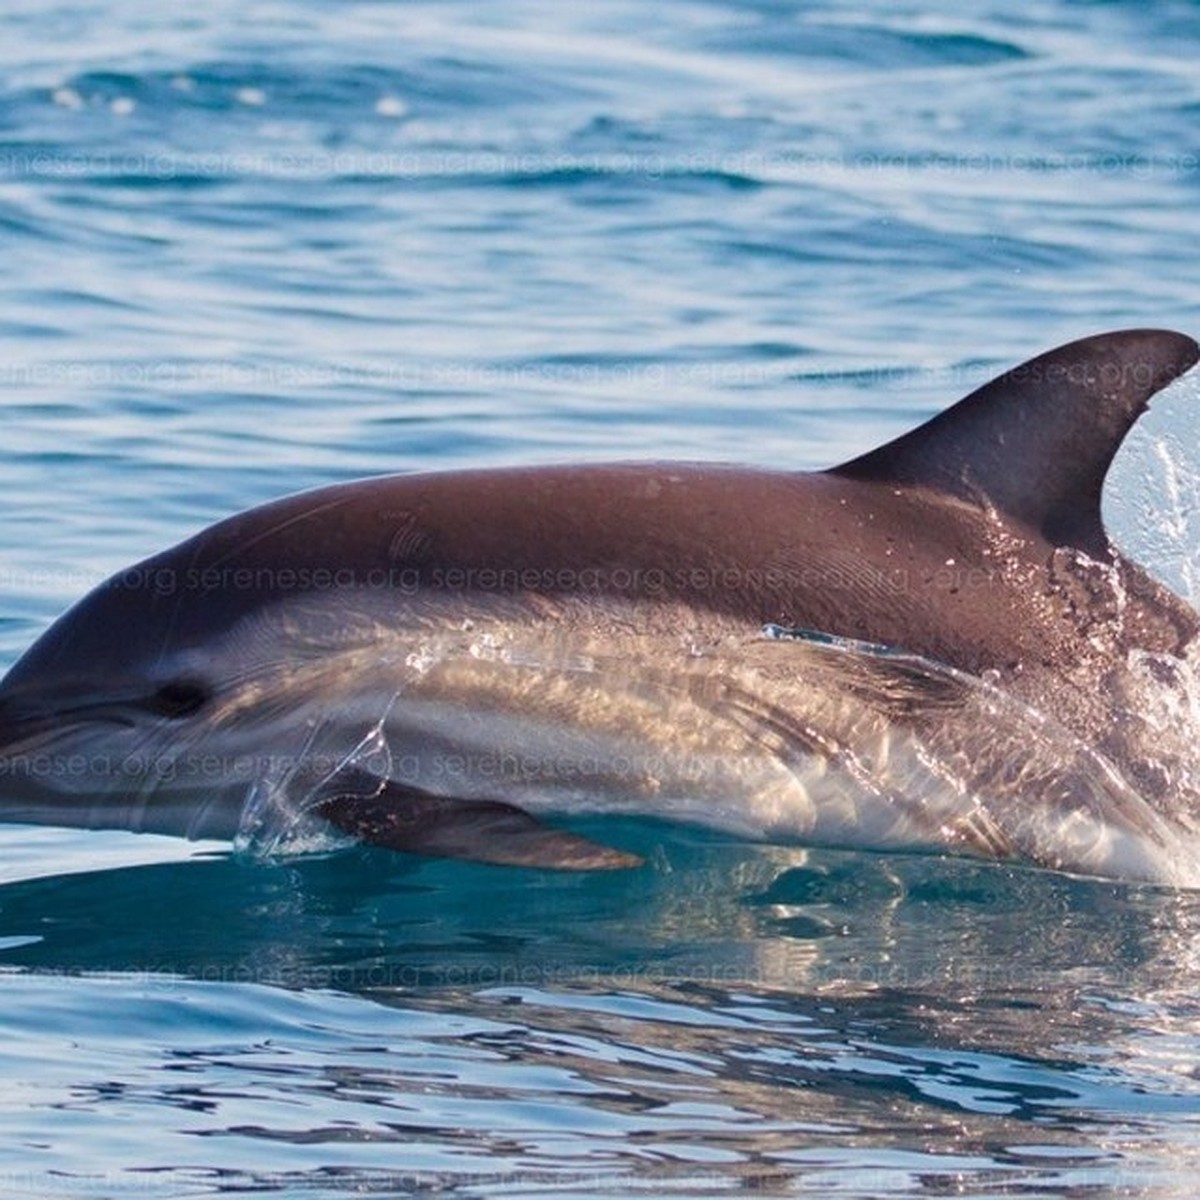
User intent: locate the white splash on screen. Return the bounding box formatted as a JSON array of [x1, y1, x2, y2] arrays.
[[1105, 370, 1200, 606]]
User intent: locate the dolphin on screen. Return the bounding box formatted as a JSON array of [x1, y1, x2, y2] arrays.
[[1, 328, 1198, 882]]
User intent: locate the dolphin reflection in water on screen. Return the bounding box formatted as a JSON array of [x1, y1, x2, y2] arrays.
[[2, 329, 1200, 884]]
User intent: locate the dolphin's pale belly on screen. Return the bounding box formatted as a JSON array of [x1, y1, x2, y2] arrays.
[[219, 612, 1200, 886], [4, 601, 1198, 883]]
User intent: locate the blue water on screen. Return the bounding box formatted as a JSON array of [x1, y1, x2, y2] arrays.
[[2, 1, 1200, 1195]]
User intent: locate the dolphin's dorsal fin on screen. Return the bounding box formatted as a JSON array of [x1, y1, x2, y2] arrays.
[[831, 329, 1199, 556]]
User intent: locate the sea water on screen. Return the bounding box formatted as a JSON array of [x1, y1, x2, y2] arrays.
[[2, 1, 1200, 1195]]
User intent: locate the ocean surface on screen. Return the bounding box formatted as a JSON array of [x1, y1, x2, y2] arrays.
[[2, 1, 1200, 1195]]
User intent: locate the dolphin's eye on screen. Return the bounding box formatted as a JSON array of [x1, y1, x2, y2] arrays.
[[149, 679, 210, 719]]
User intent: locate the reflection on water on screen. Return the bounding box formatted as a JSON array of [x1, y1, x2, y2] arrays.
[[3, 833, 1200, 1195]]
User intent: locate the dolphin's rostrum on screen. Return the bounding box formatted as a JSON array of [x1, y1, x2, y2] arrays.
[[1, 329, 1198, 882]]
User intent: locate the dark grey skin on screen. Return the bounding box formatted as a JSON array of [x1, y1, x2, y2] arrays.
[[0, 329, 1197, 880]]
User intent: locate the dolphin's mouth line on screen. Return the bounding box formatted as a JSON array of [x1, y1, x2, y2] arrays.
[[0, 703, 141, 756]]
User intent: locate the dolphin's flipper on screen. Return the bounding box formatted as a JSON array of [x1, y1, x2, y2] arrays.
[[832, 329, 1200, 557], [315, 779, 644, 870]]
